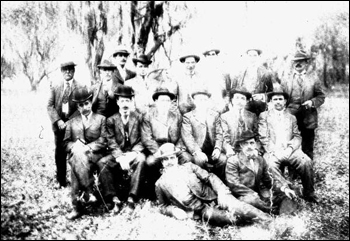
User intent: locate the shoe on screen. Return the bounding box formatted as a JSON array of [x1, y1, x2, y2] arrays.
[[87, 193, 97, 204], [54, 182, 65, 190], [66, 210, 82, 220], [304, 195, 319, 204], [127, 196, 135, 210]]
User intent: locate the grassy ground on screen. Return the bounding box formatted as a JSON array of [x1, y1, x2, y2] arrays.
[[1, 83, 349, 240]]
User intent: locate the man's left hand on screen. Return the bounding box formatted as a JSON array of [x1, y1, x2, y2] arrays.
[[302, 100, 313, 109], [211, 148, 221, 160]]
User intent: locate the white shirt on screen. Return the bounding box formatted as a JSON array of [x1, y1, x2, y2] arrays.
[[117, 65, 126, 81], [82, 112, 93, 127]]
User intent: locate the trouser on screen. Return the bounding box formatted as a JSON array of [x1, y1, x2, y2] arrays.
[[98, 152, 147, 202], [264, 150, 315, 198], [300, 127, 315, 161], [54, 129, 68, 186]]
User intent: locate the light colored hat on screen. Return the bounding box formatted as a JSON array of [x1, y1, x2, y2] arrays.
[[156, 143, 180, 160], [246, 48, 262, 55], [292, 50, 311, 61], [97, 59, 117, 69], [191, 88, 211, 98]]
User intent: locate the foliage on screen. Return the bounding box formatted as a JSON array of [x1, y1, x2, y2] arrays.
[[1, 84, 349, 240]]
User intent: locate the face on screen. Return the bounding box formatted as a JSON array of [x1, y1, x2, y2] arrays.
[[293, 59, 308, 73], [193, 94, 209, 111], [117, 96, 132, 116], [161, 154, 178, 169], [247, 50, 260, 65], [77, 99, 92, 116], [113, 53, 129, 67], [100, 68, 114, 91], [184, 57, 197, 73], [271, 94, 287, 111], [240, 138, 257, 157], [231, 93, 247, 110], [136, 62, 149, 77], [61, 66, 75, 81], [155, 95, 172, 113]]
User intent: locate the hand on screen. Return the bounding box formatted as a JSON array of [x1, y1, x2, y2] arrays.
[[284, 188, 297, 199], [171, 207, 189, 220], [226, 148, 236, 158], [118, 155, 131, 171], [217, 189, 232, 208], [211, 148, 221, 160], [193, 151, 208, 166], [57, 120, 66, 131], [302, 100, 313, 109]]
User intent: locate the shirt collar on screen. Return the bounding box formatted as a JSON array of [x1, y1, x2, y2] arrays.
[[65, 79, 73, 88], [293, 70, 306, 77], [82, 111, 92, 121]]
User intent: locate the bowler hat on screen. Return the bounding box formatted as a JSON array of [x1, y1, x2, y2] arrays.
[[152, 87, 176, 101], [156, 143, 180, 160], [61, 61, 76, 69], [112, 46, 130, 57], [236, 130, 257, 143], [179, 54, 200, 63], [191, 88, 211, 99], [292, 50, 311, 61], [267, 84, 289, 101], [97, 60, 117, 70], [246, 49, 262, 55], [132, 54, 152, 65], [203, 49, 220, 56], [230, 87, 252, 100], [72, 86, 93, 103], [114, 85, 134, 98]]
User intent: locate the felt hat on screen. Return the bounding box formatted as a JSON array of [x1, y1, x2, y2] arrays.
[[246, 49, 262, 55], [236, 129, 258, 144], [132, 54, 152, 65], [156, 143, 180, 160], [97, 59, 117, 70], [191, 88, 211, 98], [267, 84, 289, 101], [72, 86, 93, 103], [203, 49, 220, 56], [292, 50, 311, 61], [114, 85, 135, 98], [179, 54, 200, 63], [60, 61, 76, 69], [230, 87, 252, 100], [112, 46, 130, 57], [152, 87, 176, 101]]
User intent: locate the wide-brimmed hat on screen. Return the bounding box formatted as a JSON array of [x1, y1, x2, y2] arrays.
[[156, 143, 180, 160], [179, 54, 200, 63], [72, 86, 93, 103], [191, 88, 211, 99], [152, 87, 176, 101], [267, 84, 289, 101], [246, 49, 262, 55], [114, 85, 135, 98], [236, 130, 258, 144], [292, 50, 311, 61], [112, 46, 130, 57], [203, 49, 220, 56], [230, 88, 252, 100], [132, 54, 152, 65], [97, 60, 117, 70], [61, 61, 77, 69]]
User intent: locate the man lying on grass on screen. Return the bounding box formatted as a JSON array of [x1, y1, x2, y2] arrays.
[[155, 143, 271, 226]]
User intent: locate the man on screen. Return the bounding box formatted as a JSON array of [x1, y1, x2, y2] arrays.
[[281, 50, 326, 160], [155, 143, 271, 226], [125, 54, 153, 114], [221, 88, 259, 156], [92, 59, 119, 118], [225, 48, 275, 116], [181, 89, 226, 181], [258, 87, 318, 203], [98, 85, 146, 213], [47, 61, 85, 189], [111, 46, 136, 90], [225, 130, 298, 215], [63, 86, 108, 220], [175, 53, 208, 115]]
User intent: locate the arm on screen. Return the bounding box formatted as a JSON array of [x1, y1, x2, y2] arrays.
[[181, 114, 201, 154], [257, 112, 270, 153], [221, 115, 235, 155], [131, 115, 145, 153], [286, 115, 302, 152], [311, 79, 326, 108], [106, 116, 123, 158], [214, 113, 223, 151], [86, 116, 108, 152], [141, 112, 159, 154], [47, 86, 61, 124]]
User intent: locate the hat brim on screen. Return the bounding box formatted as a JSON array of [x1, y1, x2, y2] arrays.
[[179, 55, 200, 63], [236, 133, 258, 143], [191, 91, 211, 98], [98, 65, 117, 70], [292, 57, 311, 61], [132, 58, 152, 66], [152, 92, 176, 101], [230, 90, 252, 100], [203, 49, 220, 56], [267, 92, 289, 101], [112, 50, 130, 57], [61, 62, 77, 68], [157, 149, 180, 160], [115, 93, 134, 98], [72, 93, 93, 103], [246, 49, 262, 55]]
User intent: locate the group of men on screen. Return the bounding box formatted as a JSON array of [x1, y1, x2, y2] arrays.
[[47, 46, 325, 225]]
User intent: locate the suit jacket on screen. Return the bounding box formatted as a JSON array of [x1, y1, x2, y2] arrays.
[[225, 152, 285, 197], [106, 111, 144, 158], [258, 109, 301, 154], [141, 107, 182, 154], [281, 71, 325, 129], [181, 109, 223, 154], [47, 79, 84, 132], [112, 67, 136, 90], [91, 81, 118, 118], [221, 109, 258, 153], [64, 112, 107, 154]]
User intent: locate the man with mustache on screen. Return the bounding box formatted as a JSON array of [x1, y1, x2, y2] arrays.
[[98, 85, 146, 213], [281, 50, 325, 160], [63, 86, 108, 220], [47, 61, 85, 189], [111, 46, 136, 90], [258, 86, 318, 203]]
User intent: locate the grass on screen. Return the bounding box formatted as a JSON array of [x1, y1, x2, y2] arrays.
[[1, 82, 349, 240]]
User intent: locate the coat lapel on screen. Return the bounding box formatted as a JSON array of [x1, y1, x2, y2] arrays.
[[73, 115, 85, 140], [116, 114, 125, 137], [128, 111, 137, 135]]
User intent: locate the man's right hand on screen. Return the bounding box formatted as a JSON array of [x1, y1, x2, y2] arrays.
[[57, 120, 66, 130]]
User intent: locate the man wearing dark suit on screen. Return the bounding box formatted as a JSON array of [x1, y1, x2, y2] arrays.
[[180, 89, 226, 181], [111, 46, 136, 91], [225, 130, 298, 215], [63, 87, 108, 220], [47, 61, 85, 189], [281, 50, 326, 160], [98, 85, 146, 213], [91, 59, 119, 118]]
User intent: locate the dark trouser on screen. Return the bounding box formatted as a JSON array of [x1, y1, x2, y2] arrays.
[[299, 127, 315, 161], [98, 152, 147, 202], [54, 129, 68, 186]]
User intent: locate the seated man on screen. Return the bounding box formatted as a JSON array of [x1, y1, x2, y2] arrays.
[[225, 130, 298, 215], [155, 143, 271, 226], [258, 86, 318, 203], [63, 86, 108, 220], [98, 85, 146, 213], [180, 88, 226, 181]]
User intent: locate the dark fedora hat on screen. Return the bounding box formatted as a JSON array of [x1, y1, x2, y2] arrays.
[[61, 61, 77, 69], [292, 50, 311, 61], [246, 48, 262, 55], [152, 87, 176, 101], [97, 59, 117, 70], [203, 49, 220, 56], [230, 88, 252, 100], [72, 86, 93, 103], [191, 88, 211, 99], [132, 54, 152, 66], [112, 46, 130, 57], [267, 84, 289, 101], [179, 54, 200, 63], [236, 129, 257, 144], [156, 143, 180, 160], [114, 85, 135, 98]]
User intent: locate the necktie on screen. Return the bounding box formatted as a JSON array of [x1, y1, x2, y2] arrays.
[[62, 82, 70, 104], [297, 74, 303, 87]]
